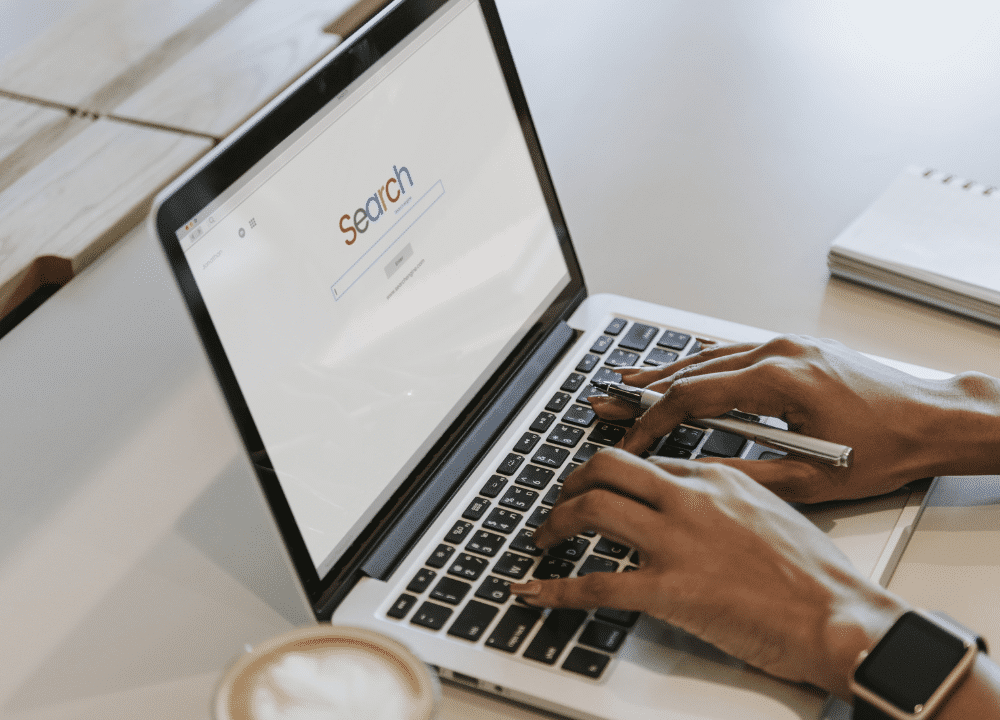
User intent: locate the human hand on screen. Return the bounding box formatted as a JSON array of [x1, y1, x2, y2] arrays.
[[593, 335, 964, 503], [509, 448, 909, 698]]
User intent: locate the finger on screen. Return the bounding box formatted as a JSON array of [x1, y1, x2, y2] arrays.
[[532, 486, 665, 556], [555, 448, 692, 508], [509, 567, 649, 611], [621, 365, 795, 454], [588, 395, 638, 421], [612, 341, 757, 388]]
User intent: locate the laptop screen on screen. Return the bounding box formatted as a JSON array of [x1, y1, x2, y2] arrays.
[[168, 0, 571, 577]]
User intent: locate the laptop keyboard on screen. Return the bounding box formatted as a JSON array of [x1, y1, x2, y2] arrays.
[[384, 318, 770, 680]]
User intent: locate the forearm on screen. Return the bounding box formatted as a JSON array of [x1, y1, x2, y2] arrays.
[[919, 372, 1000, 478]]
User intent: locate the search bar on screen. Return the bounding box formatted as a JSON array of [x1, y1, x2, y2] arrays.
[[331, 180, 445, 301]]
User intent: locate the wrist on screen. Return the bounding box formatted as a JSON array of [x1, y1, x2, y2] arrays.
[[819, 584, 912, 700], [919, 372, 1000, 478]]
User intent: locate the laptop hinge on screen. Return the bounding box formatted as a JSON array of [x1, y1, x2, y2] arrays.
[[356, 320, 577, 584]]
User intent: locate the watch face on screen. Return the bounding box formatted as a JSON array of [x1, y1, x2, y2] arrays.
[[856, 612, 968, 712]]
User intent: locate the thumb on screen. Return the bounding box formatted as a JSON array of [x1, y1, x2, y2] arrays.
[[509, 570, 647, 612]]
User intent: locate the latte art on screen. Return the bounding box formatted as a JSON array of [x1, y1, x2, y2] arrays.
[[215, 626, 437, 720]]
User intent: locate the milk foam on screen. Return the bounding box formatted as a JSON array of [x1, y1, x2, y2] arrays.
[[250, 648, 416, 720]]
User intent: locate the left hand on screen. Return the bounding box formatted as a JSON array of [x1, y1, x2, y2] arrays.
[[509, 448, 909, 698]]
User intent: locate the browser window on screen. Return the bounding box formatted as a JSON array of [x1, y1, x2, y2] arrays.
[[180, 1, 570, 573]]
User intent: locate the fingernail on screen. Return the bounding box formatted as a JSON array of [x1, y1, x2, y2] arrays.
[[587, 395, 611, 405], [510, 581, 541, 596]]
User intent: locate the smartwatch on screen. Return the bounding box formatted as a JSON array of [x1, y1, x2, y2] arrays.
[[850, 610, 988, 720]]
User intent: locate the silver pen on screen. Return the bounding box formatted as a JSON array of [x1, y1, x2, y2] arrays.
[[590, 381, 853, 468]]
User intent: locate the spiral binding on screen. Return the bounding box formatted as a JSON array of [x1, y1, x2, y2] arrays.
[[921, 167, 996, 196]]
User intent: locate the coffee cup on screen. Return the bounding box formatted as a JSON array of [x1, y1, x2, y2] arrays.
[[214, 625, 438, 720]]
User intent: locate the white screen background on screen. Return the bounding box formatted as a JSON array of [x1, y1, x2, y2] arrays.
[[184, 3, 569, 571]]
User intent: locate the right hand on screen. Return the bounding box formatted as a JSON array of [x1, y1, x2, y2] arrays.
[[592, 335, 985, 503]]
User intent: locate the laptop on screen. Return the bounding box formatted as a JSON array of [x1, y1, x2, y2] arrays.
[[150, 1, 927, 717]]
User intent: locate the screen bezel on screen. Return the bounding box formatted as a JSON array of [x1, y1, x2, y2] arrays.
[[151, 0, 586, 610]]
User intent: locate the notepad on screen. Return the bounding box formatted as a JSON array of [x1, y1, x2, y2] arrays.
[[827, 166, 1000, 326]]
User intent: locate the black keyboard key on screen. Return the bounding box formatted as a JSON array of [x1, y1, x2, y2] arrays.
[[687, 339, 704, 356], [540, 483, 561, 506], [593, 537, 630, 559], [387, 593, 417, 619], [595, 608, 641, 627], [547, 423, 584, 448], [532, 444, 570, 468], [578, 621, 627, 652], [548, 537, 590, 562], [604, 318, 628, 335], [657, 330, 690, 351], [407, 568, 436, 593], [482, 508, 521, 534], [618, 322, 659, 351], [462, 497, 491, 521], [524, 608, 588, 665], [430, 576, 472, 605], [576, 384, 604, 405], [664, 425, 704, 449], [509, 528, 543, 556], [644, 348, 678, 366], [466, 530, 506, 557], [492, 551, 535, 579], [533, 556, 575, 580], [576, 354, 599, 373], [514, 464, 554, 490], [513, 432, 541, 454], [545, 392, 571, 413], [448, 553, 490, 580], [628, 550, 641, 565], [589, 422, 628, 446], [558, 463, 580, 482], [561, 373, 586, 392], [700, 430, 747, 458], [448, 600, 499, 641], [480, 475, 507, 498], [562, 646, 610, 678], [577, 555, 619, 576], [411, 601, 452, 630], [499, 486, 539, 511], [529, 411, 556, 433], [605, 349, 639, 367], [562, 405, 596, 427], [655, 444, 692, 459], [590, 335, 613, 354], [485, 605, 542, 653], [426, 543, 456, 568], [525, 506, 550, 528], [496, 452, 525, 476], [444, 521, 473, 544], [592, 367, 623, 385], [572, 442, 601, 464], [476, 576, 512, 604]]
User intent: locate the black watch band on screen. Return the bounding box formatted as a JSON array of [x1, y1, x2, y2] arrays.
[[850, 610, 988, 720]]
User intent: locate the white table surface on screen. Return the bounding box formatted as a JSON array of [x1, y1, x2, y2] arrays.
[[1, 2, 998, 719]]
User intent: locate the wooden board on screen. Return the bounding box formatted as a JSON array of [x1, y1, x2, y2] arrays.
[[0, 0, 233, 109], [0, 96, 67, 171], [111, 0, 349, 138], [0, 118, 211, 317]]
